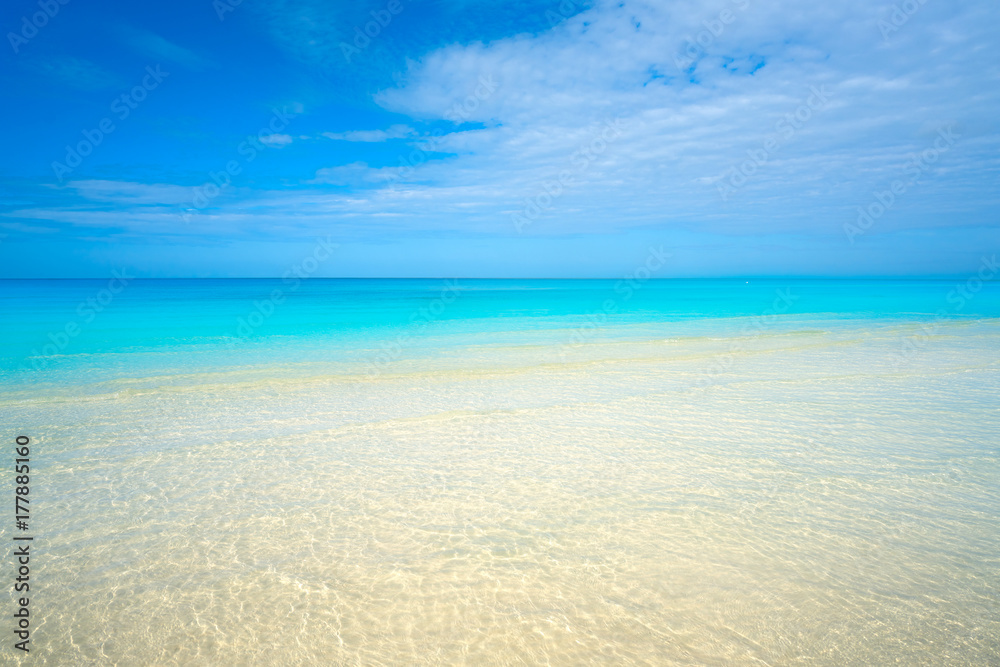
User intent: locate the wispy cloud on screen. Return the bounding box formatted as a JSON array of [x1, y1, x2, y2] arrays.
[[28, 57, 124, 91], [260, 133, 294, 147], [64, 180, 195, 206], [321, 124, 415, 142], [4, 0, 998, 276], [244, 0, 355, 72], [311, 162, 401, 185], [116, 25, 214, 70]]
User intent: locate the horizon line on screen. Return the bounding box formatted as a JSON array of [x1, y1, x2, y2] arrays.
[[0, 275, 984, 281]]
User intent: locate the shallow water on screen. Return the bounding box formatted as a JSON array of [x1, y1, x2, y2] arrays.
[[1, 279, 998, 664]]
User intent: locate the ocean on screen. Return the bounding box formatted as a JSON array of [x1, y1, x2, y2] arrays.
[[1, 277, 998, 664]]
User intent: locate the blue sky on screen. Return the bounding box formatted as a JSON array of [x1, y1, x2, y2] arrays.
[[0, 0, 997, 277]]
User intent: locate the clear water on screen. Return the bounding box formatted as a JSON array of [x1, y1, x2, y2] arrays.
[[1, 279, 998, 664]]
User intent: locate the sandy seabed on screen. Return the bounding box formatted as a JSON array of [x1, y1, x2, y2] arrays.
[[4, 318, 999, 665]]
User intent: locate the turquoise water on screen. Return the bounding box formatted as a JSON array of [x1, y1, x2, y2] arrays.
[[4, 278, 999, 381], [1, 279, 999, 664]]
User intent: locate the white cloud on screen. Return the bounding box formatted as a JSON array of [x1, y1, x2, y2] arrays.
[[360, 0, 1000, 236], [18, 0, 1000, 255], [311, 162, 401, 185], [321, 125, 415, 142], [260, 133, 294, 147], [117, 25, 214, 70], [64, 180, 194, 205]]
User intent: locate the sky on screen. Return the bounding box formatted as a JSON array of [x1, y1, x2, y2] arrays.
[[0, 0, 997, 278]]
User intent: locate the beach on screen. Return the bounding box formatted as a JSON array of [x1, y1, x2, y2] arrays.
[[2, 278, 998, 664]]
